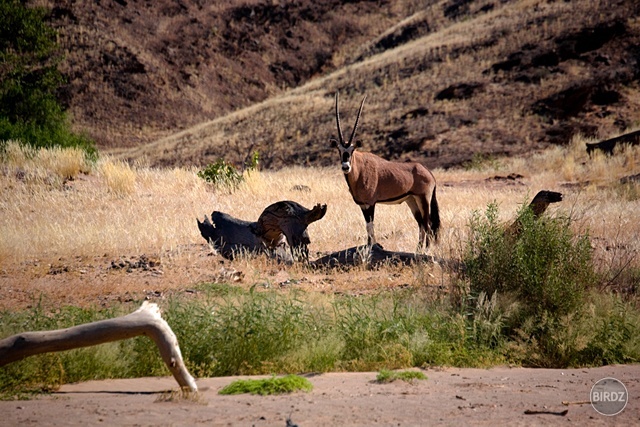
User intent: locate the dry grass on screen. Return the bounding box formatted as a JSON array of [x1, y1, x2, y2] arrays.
[[2, 139, 638, 293]]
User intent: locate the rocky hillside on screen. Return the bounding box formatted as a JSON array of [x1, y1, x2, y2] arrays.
[[49, 0, 413, 149], [48, 0, 640, 169]]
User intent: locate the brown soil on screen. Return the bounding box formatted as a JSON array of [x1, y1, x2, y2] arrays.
[[0, 242, 421, 311], [2, 366, 638, 426]]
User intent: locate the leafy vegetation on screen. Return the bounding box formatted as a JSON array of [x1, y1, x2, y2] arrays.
[[0, 0, 94, 155], [376, 369, 427, 383], [197, 151, 259, 190], [1, 267, 639, 398], [462, 201, 639, 367], [465, 202, 596, 318], [218, 374, 313, 395]]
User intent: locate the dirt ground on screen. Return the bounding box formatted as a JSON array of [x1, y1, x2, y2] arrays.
[[2, 365, 638, 426]]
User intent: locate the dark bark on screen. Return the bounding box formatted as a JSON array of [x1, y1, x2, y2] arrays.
[[586, 129, 640, 155], [507, 190, 563, 236], [197, 211, 265, 260], [254, 201, 327, 261], [197, 201, 327, 262], [312, 243, 440, 269]]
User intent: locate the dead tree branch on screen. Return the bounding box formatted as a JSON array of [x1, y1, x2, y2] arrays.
[[0, 302, 197, 392]]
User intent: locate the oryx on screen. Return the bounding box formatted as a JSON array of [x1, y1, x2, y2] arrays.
[[330, 92, 440, 250]]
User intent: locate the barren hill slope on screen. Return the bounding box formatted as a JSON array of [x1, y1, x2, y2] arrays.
[[50, 0, 640, 169], [50, 0, 413, 150]]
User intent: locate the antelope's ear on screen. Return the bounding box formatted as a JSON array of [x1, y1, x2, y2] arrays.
[[330, 138, 339, 148], [354, 139, 363, 148]]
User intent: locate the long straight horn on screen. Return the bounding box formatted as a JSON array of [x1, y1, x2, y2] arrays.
[[335, 91, 346, 146], [348, 95, 367, 146]]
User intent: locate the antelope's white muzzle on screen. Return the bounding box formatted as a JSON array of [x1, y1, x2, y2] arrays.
[[341, 162, 351, 174]]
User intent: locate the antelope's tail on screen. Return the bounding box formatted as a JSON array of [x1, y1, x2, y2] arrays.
[[430, 187, 441, 242]]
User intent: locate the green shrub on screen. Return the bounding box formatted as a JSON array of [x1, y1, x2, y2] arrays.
[[197, 158, 244, 188], [197, 152, 259, 190], [461, 201, 640, 367], [464, 201, 596, 318]]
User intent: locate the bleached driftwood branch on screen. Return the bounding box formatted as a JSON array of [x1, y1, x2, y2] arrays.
[[0, 302, 197, 392]]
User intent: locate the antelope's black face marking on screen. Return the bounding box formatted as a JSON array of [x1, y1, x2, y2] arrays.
[[336, 143, 356, 174]]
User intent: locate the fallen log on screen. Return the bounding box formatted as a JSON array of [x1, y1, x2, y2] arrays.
[[586, 129, 640, 156], [197, 201, 327, 262], [0, 302, 197, 392], [312, 243, 439, 269], [197, 211, 265, 260]]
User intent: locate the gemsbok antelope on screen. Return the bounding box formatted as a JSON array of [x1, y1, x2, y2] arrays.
[[330, 92, 440, 250]]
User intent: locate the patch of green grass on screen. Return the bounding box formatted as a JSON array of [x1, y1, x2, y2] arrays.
[[376, 369, 427, 383], [194, 281, 246, 297], [165, 288, 331, 377], [218, 374, 313, 395]]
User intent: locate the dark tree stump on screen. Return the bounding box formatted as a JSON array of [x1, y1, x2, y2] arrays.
[[197, 201, 327, 262], [507, 190, 563, 236], [255, 201, 327, 261]]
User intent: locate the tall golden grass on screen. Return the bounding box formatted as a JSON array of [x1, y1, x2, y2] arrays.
[[1, 138, 638, 277]]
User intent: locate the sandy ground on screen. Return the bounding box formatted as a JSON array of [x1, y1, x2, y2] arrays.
[[2, 365, 638, 426]]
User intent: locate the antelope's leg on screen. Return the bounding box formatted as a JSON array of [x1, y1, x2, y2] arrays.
[[418, 194, 433, 248], [361, 205, 376, 246], [406, 197, 427, 250]]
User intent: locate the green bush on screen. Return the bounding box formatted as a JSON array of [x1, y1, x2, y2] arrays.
[[460, 201, 640, 367], [464, 201, 596, 318], [197, 158, 244, 188], [197, 151, 259, 190]]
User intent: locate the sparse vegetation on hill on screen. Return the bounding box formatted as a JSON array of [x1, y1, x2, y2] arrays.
[[41, 0, 640, 170]]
